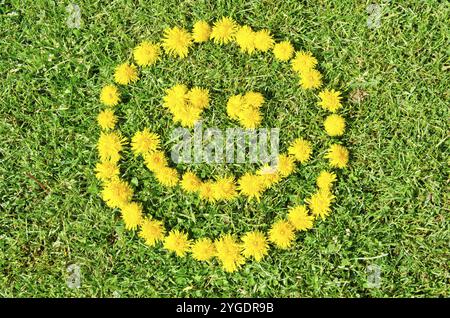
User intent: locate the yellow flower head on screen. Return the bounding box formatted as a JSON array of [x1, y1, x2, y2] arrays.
[[144, 151, 168, 172], [163, 84, 204, 127], [318, 89, 342, 112], [133, 41, 160, 66], [226, 91, 265, 127], [254, 29, 274, 52], [163, 84, 188, 112], [188, 87, 210, 110], [238, 107, 262, 129], [212, 176, 237, 201], [276, 154, 296, 177], [192, 20, 211, 43], [114, 63, 139, 85], [324, 114, 346, 136], [97, 109, 117, 131], [172, 104, 202, 128], [100, 84, 120, 107], [241, 231, 269, 261], [163, 230, 191, 257], [326, 144, 349, 168], [288, 138, 312, 163], [95, 160, 119, 182], [307, 189, 335, 220], [210, 17, 238, 45], [269, 220, 295, 249], [291, 51, 318, 74], [162, 26, 192, 58], [215, 234, 245, 273], [287, 205, 314, 231], [180, 172, 202, 193], [97, 131, 126, 163], [139, 218, 165, 247], [316, 170, 337, 191], [235, 25, 256, 54], [226, 94, 244, 120], [191, 238, 216, 261], [237, 173, 265, 201], [299, 68, 322, 89], [131, 128, 160, 156], [243, 91, 264, 109], [199, 181, 216, 202], [273, 41, 294, 61], [120, 202, 143, 230], [155, 167, 179, 187], [101, 179, 133, 209], [257, 164, 281, 189]]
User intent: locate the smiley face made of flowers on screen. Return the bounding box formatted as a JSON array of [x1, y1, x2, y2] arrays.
[[95, 17, 349, 273]]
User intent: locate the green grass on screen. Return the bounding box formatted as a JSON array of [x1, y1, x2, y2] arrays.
[[0, 0, 449, 297]]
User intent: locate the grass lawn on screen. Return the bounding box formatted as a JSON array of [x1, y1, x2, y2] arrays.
[[0, 0, 448, 297]]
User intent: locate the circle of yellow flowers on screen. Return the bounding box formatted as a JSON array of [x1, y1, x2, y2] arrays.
[[95, 17, 350, 273]]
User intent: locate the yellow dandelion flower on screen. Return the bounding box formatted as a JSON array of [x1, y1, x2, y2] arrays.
[[237, 173, 265, 201], [163, 230, 191, 257], [172, 104, 202, 128], [100, 84, 120, 107], [114, 63, 139, 85], [238, 107, 262, 129], [268, 220, 295, 249], [120, 202, 143, 230], [162, 26, 192, 58], [235, 25, 256, 54], [243, 91, 264, 109], [180, 172, 202, 193], [192, 20, 211, 43], [97, 109, 117, 131], [306, 189, 335, 220], [94, 160, 119, 182], [215, 234, 245, 273], [131, 128, 160, 156], [318, 89, 342, 112], [287, 205, 314, 231], [273, 41, 294, 61], [326, 144, 349, 168], [276, 154, 296, 177], [254, 29, 274, 52], [291, 51, 318, 74], [241, 231, 269, 261], [97, 131, 126, 164], [226, 94, 244, 120], [316, 170, 337, 191], [257, 164, 281, 189], [210, 17, 238, 45], [199, 181, 216, 202], [163, 84, 188, 112], [188, 87, 209, 110], [299, 68, 322, 89], [324, 114, 346, 136], [155, 167, 179, 187], [101, 179, 133, 209], [133, 41, 160, 67], [288, 138, 312, 164], [212, 176, 237, 201], [139, 218, 165, 247], [191, 238, 216, 261], [144, 151, 168, 172]]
